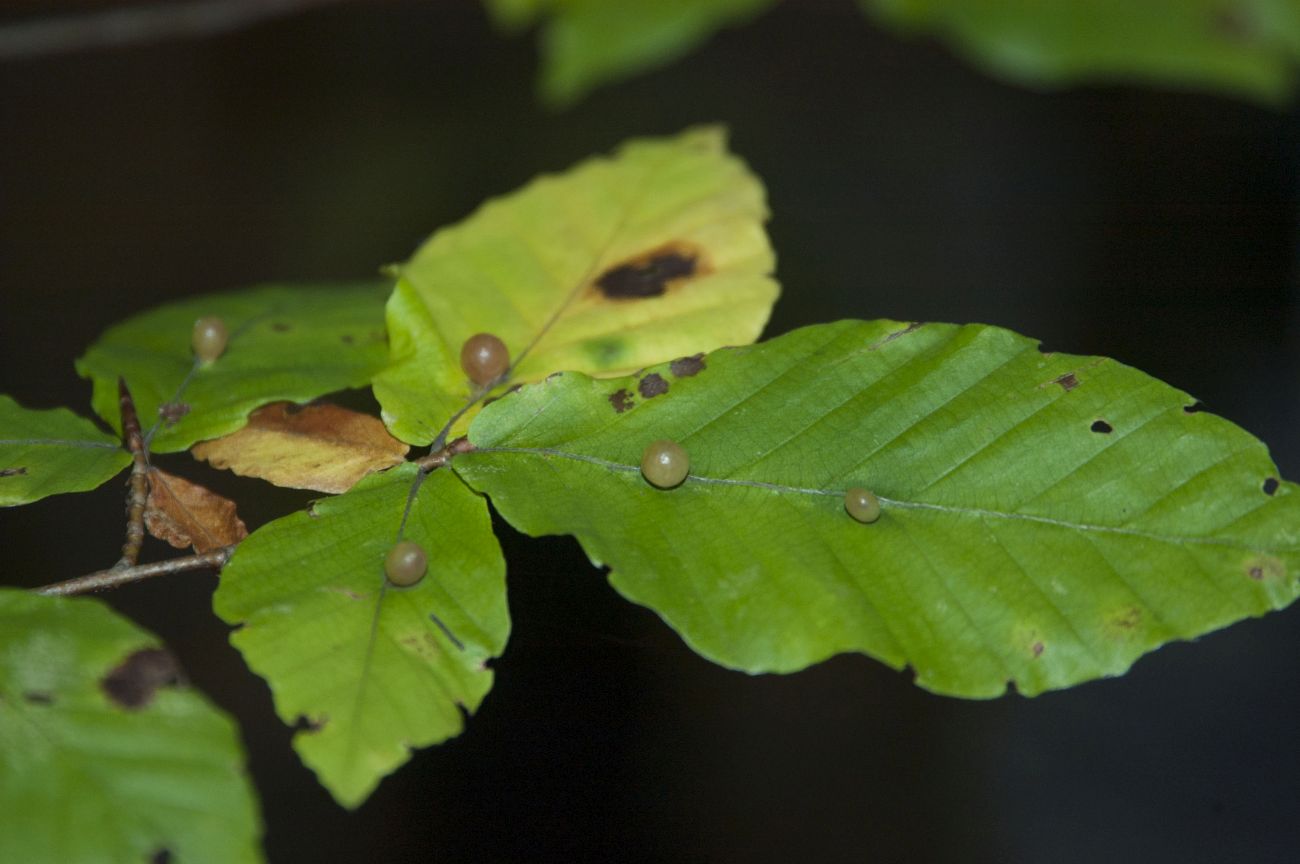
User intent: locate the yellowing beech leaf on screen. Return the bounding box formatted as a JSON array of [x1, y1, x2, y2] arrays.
[[192, 402, 410, 494], [374, 127, 779, 445], [145, 468, 248, 553]]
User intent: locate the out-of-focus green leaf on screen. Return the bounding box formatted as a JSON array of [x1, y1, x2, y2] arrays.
[[860, 0, 1300, 104], [213, 464, 509, 808], [76, 282, 391, 454], [456, 320, 1300, 698], [0, 589, 262, 863], [0, 395, 130, 506], [374, 128, 777, 445], [484, 0, 777, 106]]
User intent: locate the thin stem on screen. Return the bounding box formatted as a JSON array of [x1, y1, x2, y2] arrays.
[[35, 546, 235, 597], [115, 378, 150, 569], [0, 0, 349, 61]]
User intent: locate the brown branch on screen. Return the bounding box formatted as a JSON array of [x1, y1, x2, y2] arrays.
[[414, 435, 475, 471], [115, 377, 150, 569], [35, 546, 235, 597], [0, 0, 351, 61]]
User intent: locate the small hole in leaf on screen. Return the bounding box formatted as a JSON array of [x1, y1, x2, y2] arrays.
[[1090, 420, 1113, 434], [1263, 478, 1279, 496]]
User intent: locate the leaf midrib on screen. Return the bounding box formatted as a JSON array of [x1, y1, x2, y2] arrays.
[[465, 446, 1296, 553]]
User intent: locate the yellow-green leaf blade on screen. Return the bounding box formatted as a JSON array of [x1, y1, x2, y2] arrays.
[[0, 395, 130, 506], [374, 127, 778, 445], [860, 0, 1300, 105], [212, 464, 509, 808], [485, 0, 778, 106], [76, 281, 391, 454], [455, 320, 1300, 698], [0, 590, 262, 863]]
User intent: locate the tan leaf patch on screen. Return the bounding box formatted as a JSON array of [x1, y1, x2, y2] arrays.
[[145, 468, 248, 553], [191, 402, 410, 494]]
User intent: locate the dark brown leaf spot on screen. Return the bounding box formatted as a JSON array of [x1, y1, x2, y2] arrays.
[[158, 402, 190, 425], [1055, 373, 1079, 391], [293, 714, 324, 733], [1090, 420, 1113, 434], [1263, 477, 1279, 496], [271, 321, 291, 332], [1183, 401, 1205, 414], [594, 243, 705, 299], [101, 648, 182, 710], [23, 691, 54, 705], [340, 334, 355, 344], [1031, 641, 1044, 658], [638, 373, 669, 399], [0, 467, 27, 478], [1245, 555, 1285, 582], [1111, 606, 1142, 632], [609, 389, 635, 413], [150, 849, 173, 864], [670, 354, 706, 377]]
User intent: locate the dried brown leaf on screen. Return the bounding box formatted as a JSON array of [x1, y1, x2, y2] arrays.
[[191, 402, 409, 494], [145, 468, 248, 553]]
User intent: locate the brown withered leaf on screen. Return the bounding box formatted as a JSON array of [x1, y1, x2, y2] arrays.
[[145, 468, 248, 553], [191, 402, 409, 494]]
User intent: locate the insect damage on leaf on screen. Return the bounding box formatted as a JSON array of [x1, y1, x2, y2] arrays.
[[0, 467, 27, 477], [593, 242, 709, 299], [101, 648, 183, 710]]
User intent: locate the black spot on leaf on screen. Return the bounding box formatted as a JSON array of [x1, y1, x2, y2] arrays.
[[293, 714, 324, 733], [23, 691, 54, 705], [101, 648, 182, 710], [638, 374, 669, 398], [340, 334, 355, 344], [595, 244, 701, 299], [271, 322, 291, 332], [609, 389, 635, 413], [150, 849, 173, 864], [1263, 477, 1279, 496], [1090, 420, 1113, 434], [1055, 373, 1079, 391], [670, 354, 706, 377], [0, 467, 27, 477]]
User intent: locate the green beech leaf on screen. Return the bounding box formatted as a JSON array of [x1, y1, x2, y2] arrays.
[[0, 589, 262, 863], [484, 0, 777, 106], [213, 464, 509, 808], [76, 281, 391, 454], [374, 127, 778, 445], [0, 395, 130, 506], [860, 0, 1300, 105], [455, 320, 1300, 698]]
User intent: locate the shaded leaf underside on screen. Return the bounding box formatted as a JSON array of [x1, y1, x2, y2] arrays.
[[456, 319, 1300, 697]]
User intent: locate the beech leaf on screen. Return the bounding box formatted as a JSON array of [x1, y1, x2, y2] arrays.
[[213, 464, 509, 808], [76, 281, 391, 454], [374, 127, 778, 444], [0, 395, 130, 507], [144, 467, 248, 553], [191, 402, 410, 494], [456, 320, 1300, 698], [0, 590, 263, 863]]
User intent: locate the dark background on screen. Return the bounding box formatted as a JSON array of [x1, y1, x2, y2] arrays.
[[3, 2, 1299, 862]]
